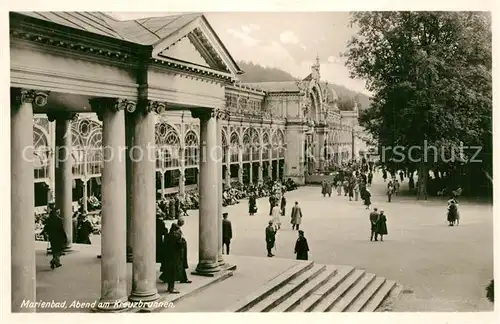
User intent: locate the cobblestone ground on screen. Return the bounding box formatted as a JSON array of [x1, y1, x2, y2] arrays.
[[91, 173, 493, 312]]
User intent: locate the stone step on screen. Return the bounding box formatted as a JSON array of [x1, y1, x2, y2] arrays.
[[226, 260, 314, 312], [292, 265, 356, 312], [250, 264, 326, 312], [329, 272, 376, 312], [271, 266, 337, 312], [362, 280, 398, 312], [344, 276, 386, 312], [311, 269, 366, 312]]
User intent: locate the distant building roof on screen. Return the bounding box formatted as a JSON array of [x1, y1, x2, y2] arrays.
[[241, 81, 300, 92]]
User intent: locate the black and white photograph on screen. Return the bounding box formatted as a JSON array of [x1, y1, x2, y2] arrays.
[[3, 0, 496, 321]]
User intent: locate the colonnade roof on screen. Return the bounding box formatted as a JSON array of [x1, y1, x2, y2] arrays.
[[12, 11, 243, 76]]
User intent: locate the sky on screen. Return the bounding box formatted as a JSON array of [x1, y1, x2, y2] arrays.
[[112, 12, 370, 95]]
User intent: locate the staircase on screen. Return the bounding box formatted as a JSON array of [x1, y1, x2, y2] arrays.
[[227, 261, 402, 312]]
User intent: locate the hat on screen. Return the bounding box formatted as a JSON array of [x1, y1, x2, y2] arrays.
[[268, 220, 273, 224], [380, 209, 384, 213], [298, 230, 304, 235], [223, 212, 229, 217]]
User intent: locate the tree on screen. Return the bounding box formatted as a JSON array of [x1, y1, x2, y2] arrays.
[[346, 12, 492, 199]]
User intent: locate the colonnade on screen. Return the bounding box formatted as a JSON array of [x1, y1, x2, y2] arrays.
[[11, 88, 228, 312]]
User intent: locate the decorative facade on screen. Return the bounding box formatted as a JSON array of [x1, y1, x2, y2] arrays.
[[10, 12, 366, 312]]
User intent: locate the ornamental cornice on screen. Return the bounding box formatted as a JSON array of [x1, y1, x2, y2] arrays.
[[10, 25, 145, 65], [150, 59, 232, 84]]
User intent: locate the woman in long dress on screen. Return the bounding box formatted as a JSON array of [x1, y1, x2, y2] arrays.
[[248, 193, 257, 216], [376, 210, 388, 241], [271, 203, 281, 231]]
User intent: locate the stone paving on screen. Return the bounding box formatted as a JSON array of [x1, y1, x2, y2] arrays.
[[36, 172, 493, 312]]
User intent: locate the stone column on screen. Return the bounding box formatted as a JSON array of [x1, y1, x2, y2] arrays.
[[54, 112, 76, 251], [238, 145, 243, 184], [192, 109, 220, 276], [216, 111, 225, 266], [268, 150, 273, 181], [90, 98, 128, 310], [11, 88, 46, 312], [47, 121, 56, 203], [317, 131, 326, 171], [125, 112, 134, 263], [258, 146, 263, 184], [129, 100, 161, 302]]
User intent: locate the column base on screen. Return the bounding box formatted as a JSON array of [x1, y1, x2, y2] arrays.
[[192, 261, 221, 277], [128, 290, 160, 303], [92, 297, 129, 312], [217, 254, 225, 266]]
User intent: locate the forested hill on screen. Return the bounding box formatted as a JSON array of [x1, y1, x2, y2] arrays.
[[236, 61, 371, 111]]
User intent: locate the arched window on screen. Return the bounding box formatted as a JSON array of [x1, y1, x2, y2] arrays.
[[156, 122, 180, 170], [242, 129, 251, 162], [86, 128, 102, 176], [33, 126, 50, 180], [272, 131, 280, 159], [230, 132, 239, 163], [184, 131, 199, 167], [251, 129, 260, 161], [277, 129, 285, 158], [262, 132, 270, 160], [71, 128, 85, 177]]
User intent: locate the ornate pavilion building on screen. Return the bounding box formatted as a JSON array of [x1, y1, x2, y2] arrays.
[[10, 12, 365, 312]]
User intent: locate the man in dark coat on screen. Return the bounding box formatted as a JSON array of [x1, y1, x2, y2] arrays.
[[159, 223, 183, 294], [176, 218, 191, 283], [76, 213, 93, 244], [294, 230, 309, 260], [248, 193, 257, 216], [43, 209, 68, 269], [280, 194, 287, 216], [369, 207, 380, 241], [156, 215, 167, 263], [265, 220, 276, 257], [222, 212, 232, 254]]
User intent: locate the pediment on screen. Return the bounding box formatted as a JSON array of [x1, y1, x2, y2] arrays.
[[152, 15, 241, 77]]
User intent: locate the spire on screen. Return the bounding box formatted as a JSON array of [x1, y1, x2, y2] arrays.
[[316, 53, 320, 66]]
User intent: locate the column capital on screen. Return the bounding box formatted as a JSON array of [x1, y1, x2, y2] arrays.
[[89, 98, 135, 120], [215, 109, 230, 121], [147, 100, 167, 115], [11, 88, 49, 108]]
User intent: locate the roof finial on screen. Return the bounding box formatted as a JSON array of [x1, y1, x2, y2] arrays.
[[316, 53, 320, 66]]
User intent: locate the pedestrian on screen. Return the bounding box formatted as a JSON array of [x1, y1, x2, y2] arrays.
[[159, 223, 182, 294], [447, 199, 458, 226], [156, 213, 167, 263], [399, 170, 404, 182], [326, 180, 332, 197], [336, 180, 342, 195], [382, 169, 387, 182], [76, 213, 93, 244], [290, 201, 303, 231], [376, 210, 388, 241], [394, 180, 400, 196], [363, 188, 372, 209], [321, 180, 327, 197], [43, 208, 68, 269], [387, 181, 394, 202], [294, 230, 309, 261], [222, 212, 232, 254], [269, 195, 275, 216], [271, 202, 281, 231], [249, 192, 257, 216], [354, 181, 360, 201], [369, 207, 380, 241], [265, 220, 276, 257], [367, 172, 373, 186], [176, 218, 192, 283], [280, 194, 287, 216]]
